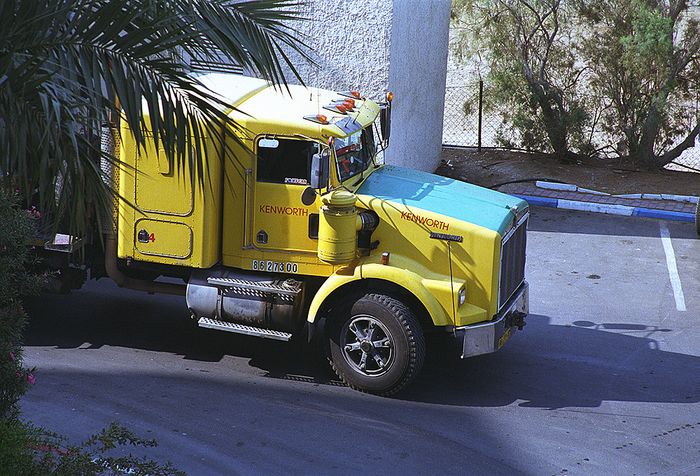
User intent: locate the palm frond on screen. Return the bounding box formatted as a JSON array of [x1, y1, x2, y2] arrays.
[[0, 0, 311, 239]]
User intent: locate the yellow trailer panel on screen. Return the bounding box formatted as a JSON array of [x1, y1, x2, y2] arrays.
[[117, 128, 223, 268]]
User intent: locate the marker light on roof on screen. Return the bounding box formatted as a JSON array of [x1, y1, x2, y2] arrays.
[[344, 98, 356, 108], [303, 114, 329, 125], [323, 103, 349, 115], [342, 100, 355, 110], [337, 90, 362, 100], [386, 91, 394, 102]]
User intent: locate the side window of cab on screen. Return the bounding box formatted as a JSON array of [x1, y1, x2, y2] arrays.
[[256, 137, 319, 186]]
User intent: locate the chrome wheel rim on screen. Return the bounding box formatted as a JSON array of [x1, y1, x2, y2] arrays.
[[340, 315, 394, 376]]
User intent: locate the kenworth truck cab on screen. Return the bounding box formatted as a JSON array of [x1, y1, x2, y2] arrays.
[[84, 73, 528, 395]]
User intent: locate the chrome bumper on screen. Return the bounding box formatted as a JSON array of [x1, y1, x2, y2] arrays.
[[456, 281, 528, 358]]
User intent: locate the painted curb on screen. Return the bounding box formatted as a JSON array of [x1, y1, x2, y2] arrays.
[[513, 194, 695, 223], [534, 181, 699, 204]]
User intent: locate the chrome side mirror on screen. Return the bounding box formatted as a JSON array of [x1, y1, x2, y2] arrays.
[[379, 96, 392, 147], [310, 148, 330, 190]]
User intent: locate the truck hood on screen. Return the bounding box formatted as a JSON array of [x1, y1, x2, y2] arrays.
[[356, 165, 527, 235]]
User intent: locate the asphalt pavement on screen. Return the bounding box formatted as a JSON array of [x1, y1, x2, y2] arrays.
[[20, 207, 700, 475]]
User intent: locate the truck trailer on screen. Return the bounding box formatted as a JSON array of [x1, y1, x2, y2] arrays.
[[49, 73, 529, 396]]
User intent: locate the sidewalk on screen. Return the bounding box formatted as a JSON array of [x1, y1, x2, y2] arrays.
[[498, 181, 697, 222]]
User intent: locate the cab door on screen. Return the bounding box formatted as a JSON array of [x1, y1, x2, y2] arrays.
[[251, 137, 321, 253]]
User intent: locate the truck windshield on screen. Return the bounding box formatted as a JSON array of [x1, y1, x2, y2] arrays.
[[335, 127, 376, 182]]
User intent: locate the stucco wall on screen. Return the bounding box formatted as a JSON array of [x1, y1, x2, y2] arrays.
[[386, 0, 450, 170], [279, 0, 450, 173], [282, 0, 393, 99]]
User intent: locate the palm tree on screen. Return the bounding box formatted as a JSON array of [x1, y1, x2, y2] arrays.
[[0, 0, 309, 237]]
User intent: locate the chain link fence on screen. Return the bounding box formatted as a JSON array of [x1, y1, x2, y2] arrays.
[[443, 84, 507, 150], [442, 83, 700, 173]]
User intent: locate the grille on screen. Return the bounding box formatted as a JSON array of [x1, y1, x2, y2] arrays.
[[499, 216, 528, 309]]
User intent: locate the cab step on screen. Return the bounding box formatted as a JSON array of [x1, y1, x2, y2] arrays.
[[207, 277, 301, 297], [197, 317, 292, 341]]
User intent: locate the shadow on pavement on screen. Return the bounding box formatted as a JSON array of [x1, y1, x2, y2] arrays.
[[24, 283, 700, 410], [401, 314, 699, 408], [527, 206, 697, 239], [23, 283, 339, 382]]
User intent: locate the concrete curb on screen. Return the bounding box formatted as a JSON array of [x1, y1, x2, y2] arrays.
[[535, 181, 699, 204], [514, 194, 696, 223]]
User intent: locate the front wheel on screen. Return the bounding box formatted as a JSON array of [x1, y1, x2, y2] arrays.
[[327, 293, 425, 396]]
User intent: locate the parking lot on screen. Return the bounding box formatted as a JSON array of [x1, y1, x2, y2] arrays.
[[21, 207, 700, 475]]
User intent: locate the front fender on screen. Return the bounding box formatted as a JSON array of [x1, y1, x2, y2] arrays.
[[306, 262, 453, 326]]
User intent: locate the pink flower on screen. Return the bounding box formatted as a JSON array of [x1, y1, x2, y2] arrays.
[[26, 206, 42, 219], [27, 373, 36, 385]]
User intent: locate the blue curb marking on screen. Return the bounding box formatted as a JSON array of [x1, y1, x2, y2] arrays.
[[632, 207, 695, 223], [513, 195, 559, 208], [513, 194, 695, 223]]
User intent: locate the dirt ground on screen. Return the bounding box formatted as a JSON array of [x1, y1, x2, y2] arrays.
[[437, 147, 700, 196]]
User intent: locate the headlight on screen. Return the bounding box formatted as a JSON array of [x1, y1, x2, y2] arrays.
[[458, 286, 467, 306]]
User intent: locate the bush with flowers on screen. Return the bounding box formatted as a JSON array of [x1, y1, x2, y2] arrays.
[[0, 188, 39, 420], [0, 188, 182, 475]]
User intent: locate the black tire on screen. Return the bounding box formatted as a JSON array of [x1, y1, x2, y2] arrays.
[[327, 293, 425, 396], [695, 201, 700, 237]]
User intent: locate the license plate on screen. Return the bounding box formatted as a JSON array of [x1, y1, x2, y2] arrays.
[[251, 260, 298, 273], [497, 326, 513, 349]]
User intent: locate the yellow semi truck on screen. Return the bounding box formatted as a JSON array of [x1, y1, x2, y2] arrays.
[[80, 73, 528, 395]]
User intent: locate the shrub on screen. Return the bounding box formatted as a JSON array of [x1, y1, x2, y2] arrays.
[[0, 188, 39, 420], [0, 420, 185, 476], [0, 187, 184, 474]]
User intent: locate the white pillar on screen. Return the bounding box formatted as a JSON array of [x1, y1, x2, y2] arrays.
[[386, 0, 450, 171]]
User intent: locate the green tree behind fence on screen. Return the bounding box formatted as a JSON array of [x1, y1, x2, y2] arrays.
[[448, 0, 700, 170]]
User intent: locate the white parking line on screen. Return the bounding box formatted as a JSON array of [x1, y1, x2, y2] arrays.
[[659, 222, 687, 312]]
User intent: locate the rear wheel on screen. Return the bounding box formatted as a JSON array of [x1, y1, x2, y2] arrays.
[[327, 293, 425, 396], [695, 201, 700, 236]]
